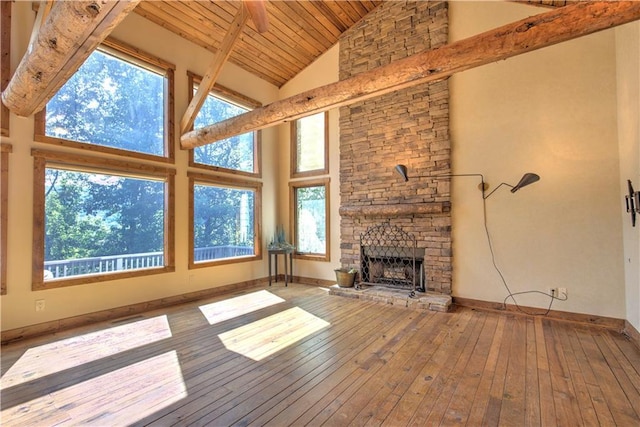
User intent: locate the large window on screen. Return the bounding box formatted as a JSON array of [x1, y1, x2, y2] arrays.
[[1, 143, 11, 294], [291, 112, 329, 178], [188, 72, 261, 177], [32, 150, 175, 290], [189, 172, 262, 268], [35, 38, 175, 162], [289, 178, 330, 261]]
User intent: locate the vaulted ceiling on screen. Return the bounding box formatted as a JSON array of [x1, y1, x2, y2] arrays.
[[133, 1, 383, 87]]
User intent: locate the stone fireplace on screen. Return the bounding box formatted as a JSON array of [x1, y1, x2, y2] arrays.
[[338, 1, 452, 296]]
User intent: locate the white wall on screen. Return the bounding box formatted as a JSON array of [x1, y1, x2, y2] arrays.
[[1, 3, 279, 331], [616, 22, 640, 331], [449, 1, 626, 317]]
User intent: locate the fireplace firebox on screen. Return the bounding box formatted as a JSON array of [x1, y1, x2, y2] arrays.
[[359, 223, 425, 294]]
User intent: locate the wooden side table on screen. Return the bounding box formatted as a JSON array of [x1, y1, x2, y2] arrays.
[[268, 248, 294, 287]]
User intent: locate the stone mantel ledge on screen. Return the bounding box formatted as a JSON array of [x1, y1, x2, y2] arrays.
[[338, 202, 451, 217]]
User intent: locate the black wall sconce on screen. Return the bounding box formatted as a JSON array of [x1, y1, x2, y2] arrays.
[[394, 164, 540, 199], [626, 179, 640, 227]]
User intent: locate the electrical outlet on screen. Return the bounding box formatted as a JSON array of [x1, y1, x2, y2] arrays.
[[35, 299, 45, 312], [557, 287, 567, 299]]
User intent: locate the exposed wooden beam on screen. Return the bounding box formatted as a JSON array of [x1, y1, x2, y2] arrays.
[[180, 5, 250, 134], [181, 0, 640, 149], [0, 0, 11, 136], [28, 1, 54, 49], [2, 0, 140, 117], [244, 0, 269, 33]]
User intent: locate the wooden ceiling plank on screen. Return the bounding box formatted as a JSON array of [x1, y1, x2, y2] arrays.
[[190, 1, 305, 75], [181, 0, 640, 149], [328, 0, 361, 24], [144, 1, 226, 47], [243, 1, 324, 61], [296, 1, 343, 40], [187, 1, 303, 85], [315, 1, 351, 32], [180, 5, 250, 134], [267, 2, 326, 55], [280, 1, 336, 50], [342, 0, 370, 18], [177, 1, 231, 35], [137, 2, 291, 86], [2, 0, 140, 117]]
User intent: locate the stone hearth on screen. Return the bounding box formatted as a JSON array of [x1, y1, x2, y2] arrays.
[[329, 284, 451, 312]]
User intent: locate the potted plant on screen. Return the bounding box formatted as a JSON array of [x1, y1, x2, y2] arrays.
[[334, 267, 357, 288]]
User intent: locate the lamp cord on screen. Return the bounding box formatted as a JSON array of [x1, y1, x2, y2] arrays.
[[480, 186, 566, 316]]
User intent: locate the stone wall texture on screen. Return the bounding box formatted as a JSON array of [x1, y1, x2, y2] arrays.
[[338, 1, 451, 294]]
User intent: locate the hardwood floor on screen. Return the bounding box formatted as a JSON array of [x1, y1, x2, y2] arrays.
[[2, 284, 639, 426]]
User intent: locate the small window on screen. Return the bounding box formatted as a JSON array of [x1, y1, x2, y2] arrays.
[[32, 150, 175, 290], [189, 172, 262, 268], [290, 178, 330, 261], [1, 143, 11, 294], [291, 112, 329, 178], [188, 72, 261, 177], [35, 38, 175, 162]]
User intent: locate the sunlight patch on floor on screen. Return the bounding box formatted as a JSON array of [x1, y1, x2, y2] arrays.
[[199, 289, 285, 325], [1, 351, 187, 426], [1, 315, 172, 389], [218, 306, 330, 361]]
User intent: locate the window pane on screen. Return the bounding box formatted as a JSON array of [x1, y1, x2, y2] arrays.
[[44, 169, 165, 279], [45, 50, 165, 156], [193, 184, 255, 262], [296, 112, 325, 173], [193, 92, 254, 173], [295, 186, 326, 254]]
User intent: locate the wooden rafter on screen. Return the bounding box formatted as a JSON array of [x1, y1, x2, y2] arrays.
[[180, 0, 269, 134], [181, 0, 640, 149], [1, 0, 140, 117], [244, 0, 269, 33], [180, 6, 250, 134]]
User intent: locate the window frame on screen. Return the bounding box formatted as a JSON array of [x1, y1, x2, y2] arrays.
[[188, 171, 262, 269], [290, 111, 329, 178], [289, 178, 330, 262], [34, 37, 176, 164], [187, 71, 262, 178], [1, 143, 11, 294], [1, 0, 11, 137], [32, 149, 176, 290]]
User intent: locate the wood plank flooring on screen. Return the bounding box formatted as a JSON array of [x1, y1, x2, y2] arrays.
[[1, 284, 639, 426]]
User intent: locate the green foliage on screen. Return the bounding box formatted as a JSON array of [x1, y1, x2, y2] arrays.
[[193, 91, 254, 172], [193, 184, 254, 250], [44, 169, 164, 261], [45, 50, 165, 156], [295, 186, 326, 254], [43, 48, 256, 264]]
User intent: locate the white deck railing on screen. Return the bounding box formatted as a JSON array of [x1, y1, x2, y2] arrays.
[[44, 245, 253, 279]]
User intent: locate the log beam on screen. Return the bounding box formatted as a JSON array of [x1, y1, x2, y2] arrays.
[[181, 1, 640, 149], [180, 5, 250, 134], [2, 0, 140, 117], [244, 0, 269, 33]]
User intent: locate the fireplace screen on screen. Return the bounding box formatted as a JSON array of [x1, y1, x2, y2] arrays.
[[359, 223, 425, 293]]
